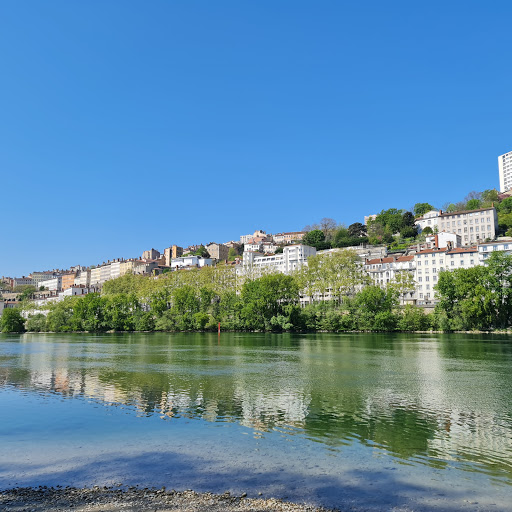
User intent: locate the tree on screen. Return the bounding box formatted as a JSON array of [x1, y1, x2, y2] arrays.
[[481, 189, 499, 206], [19, 286, 37, 302], [319, 217, 338, 240], [1, 308, 26, 333], [413, 203, 435, 217], [347, 222, 367, 237], [26, 313, 47, 332], [227, 248, 238, 261], [466, 198, 482, 210], [422, 226, 433, 235], [302, 229, 330, 250], [194, 246, 210, 258], [274, 247, 284, 254], [241, 273, 299, 330], [498, 197, 512, 214]]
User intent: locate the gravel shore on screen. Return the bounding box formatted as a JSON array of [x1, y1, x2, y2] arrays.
[[0, 487, 337, 512]]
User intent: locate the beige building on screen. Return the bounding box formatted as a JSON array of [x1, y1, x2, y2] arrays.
[[206, 243, 229, 261], [438, 207, 497, 245], [61, 273, 76, 291], [272, 232, 306, 244], [120, 260, 135, 276], [142, 248, 160, 260], [164, 245, 183, 266]]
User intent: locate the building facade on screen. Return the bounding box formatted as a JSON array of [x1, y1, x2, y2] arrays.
[[206, 243, 229, 261], [438, 207, 497, 245], [499, 150, 512, 192], [414, 210, 440, 233], [241, 245, 316, 275]]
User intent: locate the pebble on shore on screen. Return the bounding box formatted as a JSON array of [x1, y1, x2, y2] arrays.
[[0, 486, 336, 512]]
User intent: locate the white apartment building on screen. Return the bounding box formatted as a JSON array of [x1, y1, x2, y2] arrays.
[[478, 239, 512, 263], [499, 150, 512, 192], [170, 256, 212, 270], [364, 255, 416, 303], [39, 276, 63, 291], [241, 245, 316, 275], [414, 247, 479, 303], [74, 269, 91, 287], [438, 207, 497, 245], [414, 210, 440, 233]]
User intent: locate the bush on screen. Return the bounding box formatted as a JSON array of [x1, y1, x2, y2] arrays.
[[1, 308, 26, 333], [26, 313, 47, 332]]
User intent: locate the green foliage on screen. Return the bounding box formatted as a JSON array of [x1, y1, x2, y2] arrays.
[[193, 245, 210, 258], [350, 286, 398, 331], [18, 286, 37, 301], [422, 226, 433, 234], [435, 252, 512, 330], [414, 203, 435, 217], [397, 306, 432, 331], [241, 273, 299, 331], [466, 198, 482, 210], [1, 308, 26, 333], [26, 313, 47, 332], [347, 222, 367, 237], [227, 248, 238, 261], [302, 229, 330, 250]]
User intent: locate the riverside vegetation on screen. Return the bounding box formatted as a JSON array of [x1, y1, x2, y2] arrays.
[[3, 250, 512, 334]]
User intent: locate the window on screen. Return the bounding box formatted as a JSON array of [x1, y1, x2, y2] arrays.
[[418, 277, 423, 282], [451, 261, 455, 266], [426, 276, 430, 281]]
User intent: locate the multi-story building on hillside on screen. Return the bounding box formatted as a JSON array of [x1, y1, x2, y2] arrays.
[[240, 230, 268, 244], [142, 249, 160, 260], [61, 272, 76, 291], [164, 245, 183, 266], [74, 269, 91, 287], [437, 207, 497, 245], [272, 232, 306, 244], [207, 243, 229, 261], [39, 276, 63, 291], [241, 245, 316, 276], [499, 150, 512, 192], [170, 256, 212, 270], [478, 239, 512, 263], [414, 210, 440, 233]]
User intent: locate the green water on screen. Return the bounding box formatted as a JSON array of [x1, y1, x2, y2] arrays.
[[1, 332, 512, 510]]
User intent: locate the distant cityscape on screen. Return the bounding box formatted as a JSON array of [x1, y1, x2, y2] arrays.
[[1, 149, 512, 316]]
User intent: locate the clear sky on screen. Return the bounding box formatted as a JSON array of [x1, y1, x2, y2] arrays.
[[1, 1, 511, 277]]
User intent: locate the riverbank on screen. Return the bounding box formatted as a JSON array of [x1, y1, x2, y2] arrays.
[[0, 487, 332, 512]]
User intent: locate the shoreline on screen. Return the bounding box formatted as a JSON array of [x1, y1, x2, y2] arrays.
[[4, 329, 512, 335], [0, 486, 333, 512]]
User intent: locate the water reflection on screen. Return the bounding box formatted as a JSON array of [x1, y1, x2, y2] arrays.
[[1, 332, 512, 482]]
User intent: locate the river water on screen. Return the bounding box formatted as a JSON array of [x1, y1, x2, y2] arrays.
[[1, 332, 511, 511]]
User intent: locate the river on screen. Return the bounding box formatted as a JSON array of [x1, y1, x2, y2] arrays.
[[1, 332, 511, 511]]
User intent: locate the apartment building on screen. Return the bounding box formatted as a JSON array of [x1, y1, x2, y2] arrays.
[[478, 239, 512, 263], [414, 210, 440, 233], [30, 271, 60, 287], [10, 276, 35, 288], [39, 276, 63, 291], [169, 256, 212, 270], [74, 268, 91, 287], [240, 230, 268, 244], [499, 150, 512, 192], [241, 245, 316, 275], [413, 246, 479, 303], [164, 245, 184, 266], [206, 243, 229, 261], [438, 207, 497, 245], [61, 273, 76, 291], [272, 232, 306, 244], [142, 249, 160, 260]]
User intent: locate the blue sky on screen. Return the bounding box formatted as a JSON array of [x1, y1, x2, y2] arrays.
[[1, 1, 511, 276]]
